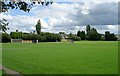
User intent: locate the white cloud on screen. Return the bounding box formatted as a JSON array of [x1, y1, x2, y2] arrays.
[[107, 25, 117, 30], [0, 13, 13, 20]]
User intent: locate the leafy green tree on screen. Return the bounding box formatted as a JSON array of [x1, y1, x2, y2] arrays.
[[38, 32, 61, 42], [77, 30, 85, 40], [0, 0, 53, 12], [105, 31, 117, 41], [89, 28, 101, 40], [2, 33, 11, 43], [36, 19, 41, 35], [22, 33, 38, 40], [10, 30, 22, 39], [0, 19, 9, 33], [86, 25, 91, 36], [105, 31, 110, 40], [86, 25, 101, 40]]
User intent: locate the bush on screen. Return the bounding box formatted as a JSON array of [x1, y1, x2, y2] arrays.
[[105, 31, 117, 41], [22, 34, 38, 40], [2, 33, 11, 43], [88, 34, 101, 41], [10, 31, 22, 39], [38, 32, 62, 42]]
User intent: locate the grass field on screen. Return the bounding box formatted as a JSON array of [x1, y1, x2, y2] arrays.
[[0, 43, 2, 76], [2, 41, 118, 74]]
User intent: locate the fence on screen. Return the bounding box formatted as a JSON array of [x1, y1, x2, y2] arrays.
[[11, 39, 38, 43]]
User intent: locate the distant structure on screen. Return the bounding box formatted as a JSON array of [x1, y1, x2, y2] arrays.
[[59, 32, 74, 43], [11, 30, 38, 43], [118, 34, 120, 40], [59, 32, 68, 42]]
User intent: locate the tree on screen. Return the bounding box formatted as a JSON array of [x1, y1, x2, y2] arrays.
[[38, 32, 62, 42], [89, 28, 101, 40], [77, 30, 85, 40], [105, 31, 110, 41], [86, 25, 91, 36], [59, 32, 65, 34], [2, 33, 11, 43], [36, 19, 41, 35], [10, 30, 22, 39], [105, 31, 117, 41], [22, 33, 38, 40], [0, 18, 9, 33], [0, 0, 53, 12], [86, 25, 101, 40]]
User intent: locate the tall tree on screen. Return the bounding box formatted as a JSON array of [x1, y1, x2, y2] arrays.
[[36, 19, 41, 35], [0, 18, 9, 33], [86, 25, 91, 36]]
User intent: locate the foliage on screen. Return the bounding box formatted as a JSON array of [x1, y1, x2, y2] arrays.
[[77, 30, 85, 40], [105, 31, 117, 41], [10, 31, 22, 39], [36, 20, 41, 35], [22, 33, 38, 40], [86, 25, 90, 36], [9, 30, 62, 42], [38, 32, 62, 42], [59, 32, 66, 34], [1, 0, 53, 12], [88, 28, 101, 40], [2, 33, 11, 43], [0, 19, 9, 33], [85, 25, 101, 40]]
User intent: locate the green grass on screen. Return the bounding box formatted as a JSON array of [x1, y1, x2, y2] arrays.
[[2, 41, 118, 74], [0, 43, 2, 76]]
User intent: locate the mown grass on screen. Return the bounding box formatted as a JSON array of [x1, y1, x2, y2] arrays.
[[2, 41, 118, 74], [0, 43, 2, 76]]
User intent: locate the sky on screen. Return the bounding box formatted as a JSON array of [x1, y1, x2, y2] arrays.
[[0, 0, 119, 34]]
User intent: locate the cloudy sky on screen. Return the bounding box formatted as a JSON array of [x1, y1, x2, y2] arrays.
[[0, 0, 119, 34]]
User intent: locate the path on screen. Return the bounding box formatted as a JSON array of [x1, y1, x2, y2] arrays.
[[1, 65, 25, 76]]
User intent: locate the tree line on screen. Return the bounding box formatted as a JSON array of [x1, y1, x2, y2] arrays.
[[2, 31, 62, 43], [2, 25, 118, 43], [76, 25, 117, 41]]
